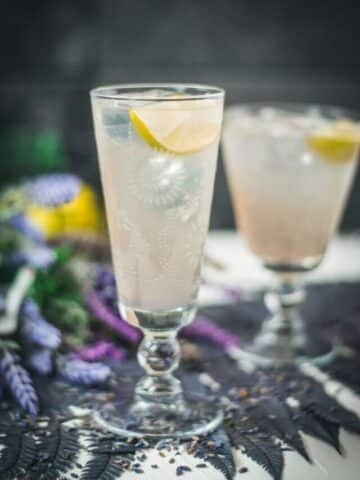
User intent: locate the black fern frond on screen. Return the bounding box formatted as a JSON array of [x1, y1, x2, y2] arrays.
[[81, 439, 128, 480], [0, 427, 38, 480], [293, 410, 342, 454], [193, 430, 236, 480], [245, 395, 311, 463], [238, 434, 284, 480], [39, 421, 79, 480]]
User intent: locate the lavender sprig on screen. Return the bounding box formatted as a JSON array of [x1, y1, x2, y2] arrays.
[[20, 298, 61, 349], [86, 290, 141, 344], [182, 315, 240, 350], [58, 356, 111, 386], [27, 348, 53, 375], [75, 340, 126, 362], [0, 349, 39, 416]]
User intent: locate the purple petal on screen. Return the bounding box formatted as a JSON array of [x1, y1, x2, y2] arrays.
[[182, 315, 239, 350], [86, 290, 141, 344]]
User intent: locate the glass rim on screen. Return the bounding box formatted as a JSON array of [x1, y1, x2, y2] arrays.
[[90, 83, 225, 102], [225, 101, 360, 120]]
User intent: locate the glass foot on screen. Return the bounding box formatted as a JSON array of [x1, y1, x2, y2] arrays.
[[93, 393, 223, 438], [233, 340, 339, 369]]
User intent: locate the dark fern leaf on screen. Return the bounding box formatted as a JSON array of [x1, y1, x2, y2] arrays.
[[0, 428, 38, 480], [292, 410, 342, 454], [39, 421, 79, 480], [299, 382, 360, 435], [193, 429, 236, 480], [81, 439, 127, 480], [246, 396, 311, 463], [238, 434, 284, 480]]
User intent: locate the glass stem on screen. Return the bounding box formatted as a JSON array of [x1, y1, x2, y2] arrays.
[[133, 329, 186, 416], [256, 274, 307, 361]]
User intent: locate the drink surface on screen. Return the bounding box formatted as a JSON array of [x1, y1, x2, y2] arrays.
[[223, 106, 358, 271], [92, 89, 222, 310]]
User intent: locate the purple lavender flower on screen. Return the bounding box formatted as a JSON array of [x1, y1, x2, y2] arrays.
[[9, 213, 44, 243], [21, 298, 61, 349], [24, 174, 81, 207], [58, 356, 111, 386], [75, 340, 126, 362], [0, 350, 39, 416], [86, 290, 141, 344], [27, 348, 53, 375], [182, 315, 240, 350]]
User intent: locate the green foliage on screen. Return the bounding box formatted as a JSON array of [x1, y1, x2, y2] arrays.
[[0, 130, 66, 185], [30, 245, 78, 307], [45, 298, 91, 349]]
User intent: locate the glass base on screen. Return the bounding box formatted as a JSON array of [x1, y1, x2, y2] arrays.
[[233, 339, 339, 369], [93, 393, 223, 438]]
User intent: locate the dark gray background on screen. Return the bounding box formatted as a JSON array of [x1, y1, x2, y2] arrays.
[[1, 0, 360, 230]]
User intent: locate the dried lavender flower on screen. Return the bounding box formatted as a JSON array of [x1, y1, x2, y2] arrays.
[[0, 349, 39, 416], [75, 340, 126, 362], [86, 290, 141, 344], [58, 356, 111, 386], [20, 298, 61, 349], [27, 348, 53, 375]]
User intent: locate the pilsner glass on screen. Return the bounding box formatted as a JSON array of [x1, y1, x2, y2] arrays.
[[91, 84, 224, 437], [222, 103, 358, 366]]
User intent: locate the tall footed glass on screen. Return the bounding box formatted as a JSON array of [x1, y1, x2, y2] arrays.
[[222, 103, 359, 366], [91, 84, 224, 437]]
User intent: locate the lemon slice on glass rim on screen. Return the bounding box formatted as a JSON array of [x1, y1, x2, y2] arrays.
[[308, 119, 360, 164], [129, 96, 222, 155]]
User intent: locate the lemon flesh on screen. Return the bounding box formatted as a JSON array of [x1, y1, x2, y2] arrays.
[[308, 120, 360, 164], [129, 99, 222, 155]]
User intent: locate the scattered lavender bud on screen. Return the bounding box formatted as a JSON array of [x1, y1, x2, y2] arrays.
[[20, 298, 61, 349], [182, 315, 239, 350], [0, 349, 39, 416], [75, 340, 126, 362], [27, 348, 53, 375], [86, 290, 141, 344], [58, 356, 111, 386], [9, 213, 44, 243], [24, 174, 81, 207]]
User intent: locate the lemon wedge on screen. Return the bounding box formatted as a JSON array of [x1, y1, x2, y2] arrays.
[[308, 119, 360, 164], [129, 97, 222, 155]]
